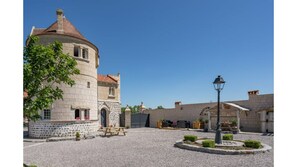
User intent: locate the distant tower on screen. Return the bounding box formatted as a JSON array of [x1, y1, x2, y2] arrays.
[[28, 9, 100, 138]]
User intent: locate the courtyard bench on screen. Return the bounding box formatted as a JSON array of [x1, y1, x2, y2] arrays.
[[103, 127, 127, 136]]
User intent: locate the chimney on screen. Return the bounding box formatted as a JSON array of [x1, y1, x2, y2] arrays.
[[248, 90, 259, 99], [56, 9, 64, 34], [175, 101, 181, 108]]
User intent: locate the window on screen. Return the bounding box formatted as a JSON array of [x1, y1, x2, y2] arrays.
[[82, 48, 88, 59], [74, 46, 79, 57], [109, 87, 115, 96], [84, 110, 90, 120], [75, 109, 80, 120], [74, 45, 88, 60], [87, 82, 90, 88], [43, 109, 51, 120]]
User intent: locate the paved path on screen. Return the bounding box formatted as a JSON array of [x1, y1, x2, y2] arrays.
[[24, 128, 273, 167]]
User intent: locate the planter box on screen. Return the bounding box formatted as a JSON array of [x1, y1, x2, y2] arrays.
[[157, 121, 162, 129], [193, 122, 204, 129]]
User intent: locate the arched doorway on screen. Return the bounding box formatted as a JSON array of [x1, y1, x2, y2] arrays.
[[101, 109, 107, 127]]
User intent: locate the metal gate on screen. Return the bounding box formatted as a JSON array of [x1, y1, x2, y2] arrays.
[[119, 112, 125, 127], [131, 113, 150, 128]]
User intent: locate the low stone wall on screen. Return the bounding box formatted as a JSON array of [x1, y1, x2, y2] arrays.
[[29, 120, 99, 138]]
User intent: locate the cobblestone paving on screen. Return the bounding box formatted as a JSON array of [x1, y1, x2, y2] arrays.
[[24, 128, 273, 167]]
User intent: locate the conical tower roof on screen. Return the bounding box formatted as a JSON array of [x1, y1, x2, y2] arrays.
[[40, 18, 87, 40], [29, 9, 99, 61]]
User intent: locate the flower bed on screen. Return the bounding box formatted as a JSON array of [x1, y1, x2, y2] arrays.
[[174, 136, 271, 155]]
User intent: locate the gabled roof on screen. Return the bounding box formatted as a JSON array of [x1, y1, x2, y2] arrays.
[[97, 74, 118, 84], [31, 18, 87, 41]]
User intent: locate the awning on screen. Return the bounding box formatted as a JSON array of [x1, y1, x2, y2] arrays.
[[224, 103, 250, 111], [200, 102, 250, 115]]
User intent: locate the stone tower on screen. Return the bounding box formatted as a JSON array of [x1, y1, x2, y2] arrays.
[[28, 9, 100, 138]]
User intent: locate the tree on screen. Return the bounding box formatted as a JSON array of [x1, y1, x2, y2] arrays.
[[121, 107, 126, 113], [132, 105, 139, 113], [157, 105, 164, 109], [24, 36, 80, 121]]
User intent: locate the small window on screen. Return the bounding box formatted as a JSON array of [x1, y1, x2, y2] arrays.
[[87, 82, 90, 88], [44, 109, 51, 120], [109, 87, 115, 96], [74, 46, 79, 57], [82, 48, 88, 59], [84, 110, 90, 120]]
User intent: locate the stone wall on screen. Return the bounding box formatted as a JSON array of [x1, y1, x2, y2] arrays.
[[29, 120, 99, 138], [97, 82, 120, 101], [144, 102, 214, 128], [98, 101, 121, 127], [144, 94, 273, 133]]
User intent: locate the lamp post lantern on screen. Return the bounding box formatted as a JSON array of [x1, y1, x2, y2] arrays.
[[213, 75, 225, 144]]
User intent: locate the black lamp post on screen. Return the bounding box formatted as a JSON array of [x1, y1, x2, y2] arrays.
[[213, 75, 225, 144]]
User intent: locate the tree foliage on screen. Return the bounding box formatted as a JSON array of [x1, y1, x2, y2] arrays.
[[157, 105, 164, 109], [121, 105, 141, 113], [23, 36, 80, 121]]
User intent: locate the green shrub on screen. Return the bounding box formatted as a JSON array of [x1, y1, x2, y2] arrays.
[[202, 140, 215, 148], [223, 134, 233, 140], [244, 140, 261, 148], [230, 119, 237, 126], [184, 135, 197, 142], [76, 132, 80, 138], [198, 118, 204, 123]]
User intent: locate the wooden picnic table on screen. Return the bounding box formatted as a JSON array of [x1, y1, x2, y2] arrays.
[[103, 127, 126, 136]]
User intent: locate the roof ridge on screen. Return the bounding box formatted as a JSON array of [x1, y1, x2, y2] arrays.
[[107, 75, 118, 82]]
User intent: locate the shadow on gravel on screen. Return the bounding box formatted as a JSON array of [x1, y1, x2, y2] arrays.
[[98, 135, 126, 138], [261, 133, 274, 136]]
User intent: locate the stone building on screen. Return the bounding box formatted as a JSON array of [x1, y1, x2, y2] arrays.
[[97, 74, 121, 128], [145, 90, 273, 133], [27, 9, 121, 138]]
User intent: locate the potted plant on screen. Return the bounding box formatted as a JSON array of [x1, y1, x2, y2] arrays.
[[231, 119, 237, 127], [230, 119, 238, 134], [203, 119, 209, 132], [75, 132, 80, 141]]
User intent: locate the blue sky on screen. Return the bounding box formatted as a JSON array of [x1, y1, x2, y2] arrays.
[[24, 0, 273, 108]]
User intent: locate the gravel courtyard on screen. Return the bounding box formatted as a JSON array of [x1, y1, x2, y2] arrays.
[[24, 128, 273, 167]]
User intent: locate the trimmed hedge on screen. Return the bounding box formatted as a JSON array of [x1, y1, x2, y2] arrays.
[[223, 134, 233, 140], [244, 140, 261, 148], [184, 135, 197, 142], [202, 140, 215, 148]]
